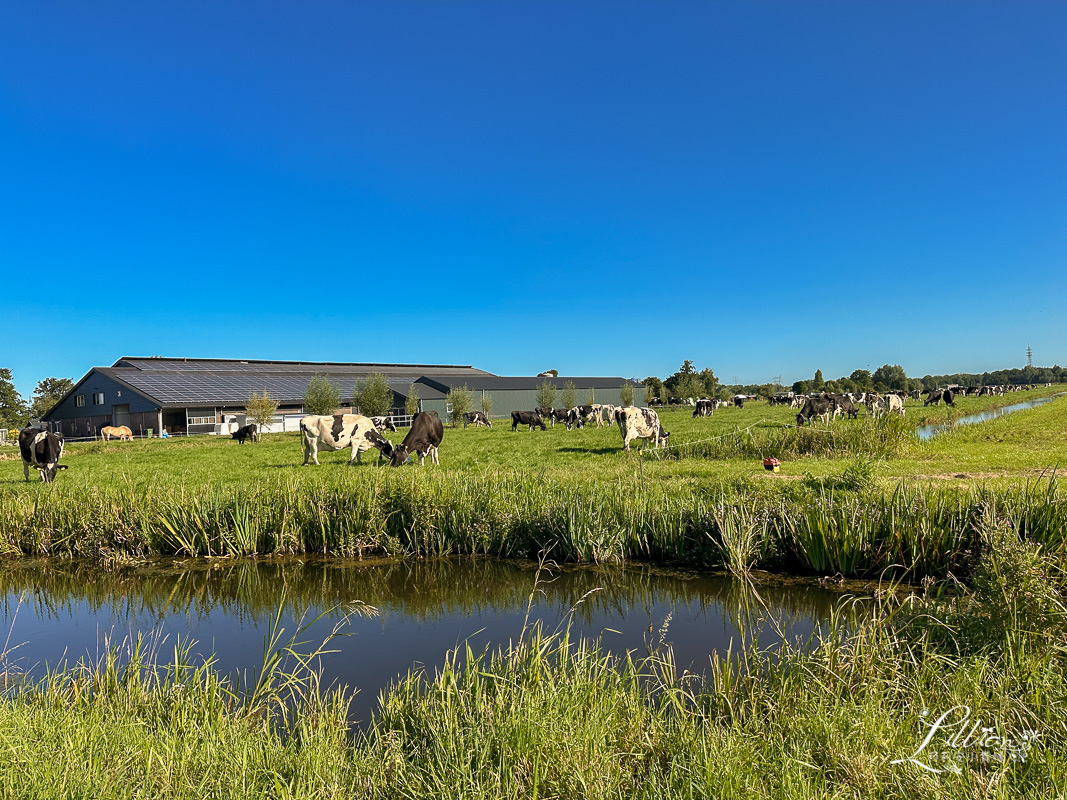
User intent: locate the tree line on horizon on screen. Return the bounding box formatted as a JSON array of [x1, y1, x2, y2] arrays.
[[641, 361, 1066, 404]]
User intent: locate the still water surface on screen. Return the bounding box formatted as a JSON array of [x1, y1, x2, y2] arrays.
[[0, 558, 845, 724]]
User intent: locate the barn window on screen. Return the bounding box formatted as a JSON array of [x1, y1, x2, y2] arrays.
[[93, 392, 104, 405], [75, 395, 85, 407]]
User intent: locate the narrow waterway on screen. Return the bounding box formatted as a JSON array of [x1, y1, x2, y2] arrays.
[[916, 392, 1065, 442], [0, 557, 844, 724]]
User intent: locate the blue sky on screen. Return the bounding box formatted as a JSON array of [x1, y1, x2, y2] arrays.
[[3, 2, 1065, 398]]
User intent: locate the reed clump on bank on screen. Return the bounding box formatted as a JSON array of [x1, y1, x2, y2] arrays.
[[2, 524, 1062, 798], [1, 470, 1065, 578]]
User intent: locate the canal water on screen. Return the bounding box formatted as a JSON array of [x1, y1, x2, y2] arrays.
[[0, 558, 844, 724], [916, 392, 1065, 442]]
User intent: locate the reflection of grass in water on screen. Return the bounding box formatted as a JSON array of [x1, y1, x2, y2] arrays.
[[0, 558, 845, 630], [0, 533, 1063, 797]]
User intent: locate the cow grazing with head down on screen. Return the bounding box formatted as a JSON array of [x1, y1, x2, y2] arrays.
[[464, 410, 492, 428], [19, 427, 67, 483], [101, 425, 133, 441], [617, 406, 670, 452], [390, 410, 444, 466], [300, 414, 394, 466], [693, 399, 715, 417], [511, 411, 546, 431], [232, 424, 258, 444], [796, 396, 833, 426]]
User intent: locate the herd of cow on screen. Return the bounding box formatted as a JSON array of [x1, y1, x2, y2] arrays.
[[13, 382, 1050, 482]]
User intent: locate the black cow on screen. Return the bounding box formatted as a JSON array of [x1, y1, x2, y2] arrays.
[[464, 411, 492, 428], [534, 406, 552, 418], [390, 411, 444, 466], [796, 396, 833, 426], [232, 424, 258, 444], [19, 427, 67, 483], [733, 395, 746, 409], [511, 410, 546, 431], [924, 390, 944, 407]]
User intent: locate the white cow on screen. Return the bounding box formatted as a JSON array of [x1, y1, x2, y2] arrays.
[[616, 407, 670, 452], [884, 394, 906, 417], [299, 414, 394, 466]]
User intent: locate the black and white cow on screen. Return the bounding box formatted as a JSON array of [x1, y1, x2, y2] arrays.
[[300, 414, 394, 466], [548, 409, 571, 428], [796, 396, 833, 426], [534, 406, 553, 419], [511, 410, 547, 431], [19, 427, 67, 483], [232, 424, 258, 444], [732, 395, 747, 409], [370, 415, 398, 432], [390, 410, 444, 466], [464, 410, 492, 428], [830, 394, 858, 420], [693, 399, 715, 417], [617, 407, 670, 451]]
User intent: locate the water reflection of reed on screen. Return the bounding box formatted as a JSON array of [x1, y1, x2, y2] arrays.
[[0, 558, 842, 628]]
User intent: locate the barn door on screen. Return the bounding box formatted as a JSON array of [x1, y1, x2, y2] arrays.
[[112, 404, 131, 427]]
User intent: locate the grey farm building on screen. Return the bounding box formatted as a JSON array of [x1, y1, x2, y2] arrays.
[[42, 357, 645, 438]]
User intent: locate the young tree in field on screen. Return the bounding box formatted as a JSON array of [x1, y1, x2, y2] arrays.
[[245, 391, 279, 433], [586, 388, 595, 405], [447, 385, 473, 427], [560, 381, 577, 410], [536, 380, 557, 410], [480, 391, 493, 418], [643, 376, 664, 403], [303, 374, 341, 415], [29, 377, 73, 419], [620, 383, 635, 407], [353, 373, 393, 417], [699, 368, 719, 398], [0, 369, 27, 430], [405, 384, 420, 416]]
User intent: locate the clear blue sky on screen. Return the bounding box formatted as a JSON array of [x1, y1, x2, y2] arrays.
[[3, 2, 1065, 398]]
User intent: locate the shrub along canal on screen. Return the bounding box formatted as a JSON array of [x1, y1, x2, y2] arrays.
[[0, 557, 845, 724]]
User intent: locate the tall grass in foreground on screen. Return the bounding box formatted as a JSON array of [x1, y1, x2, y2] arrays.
[[4, 523, 1059, 797], [2, 471, 1066, 578]]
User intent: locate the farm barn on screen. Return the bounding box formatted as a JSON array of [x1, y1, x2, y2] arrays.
[[40, 357, 643, 438]]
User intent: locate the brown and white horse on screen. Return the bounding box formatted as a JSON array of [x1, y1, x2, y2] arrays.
[[101, 425, 133, 441]]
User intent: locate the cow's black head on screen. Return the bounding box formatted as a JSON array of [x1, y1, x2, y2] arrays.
[[389, 445, 410, 467]]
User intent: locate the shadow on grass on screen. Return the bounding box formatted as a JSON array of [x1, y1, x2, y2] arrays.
[[556, 447, 621, 455]]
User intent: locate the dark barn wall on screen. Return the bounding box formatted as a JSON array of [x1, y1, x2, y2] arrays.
[[44, 370, 160, 436]]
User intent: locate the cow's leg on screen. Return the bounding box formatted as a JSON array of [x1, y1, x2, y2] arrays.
[[24, 461, 31, 481]]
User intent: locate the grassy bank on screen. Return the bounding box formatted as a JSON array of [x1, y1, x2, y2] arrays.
[[1, 386, 1065, 577], [1, 518, 1063, 797]]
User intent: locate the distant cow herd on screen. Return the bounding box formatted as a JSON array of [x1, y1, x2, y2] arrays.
[[10, 381, 1054, 482]]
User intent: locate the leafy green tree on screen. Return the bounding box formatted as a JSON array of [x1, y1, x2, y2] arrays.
[[643, 377, 663, 403], [245, 391, 279, 434], [812, 370, 825, 391], [872, 364, 908, 391], [698, 368, 719, 398], [303, 374, 341, 415], [849, 369, 873, 390], [353, 373, 394, 417], [0, 369, 27, 430], [29, 377, 73, 419], [447, 385, 473, 427], [620, 382, 635, 407], [674, 373, 702, 402], [561, 381, 577, 410], [405, 384, 421, 416], [792, 380, 810, 394], [536, 380, 557, 410]]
